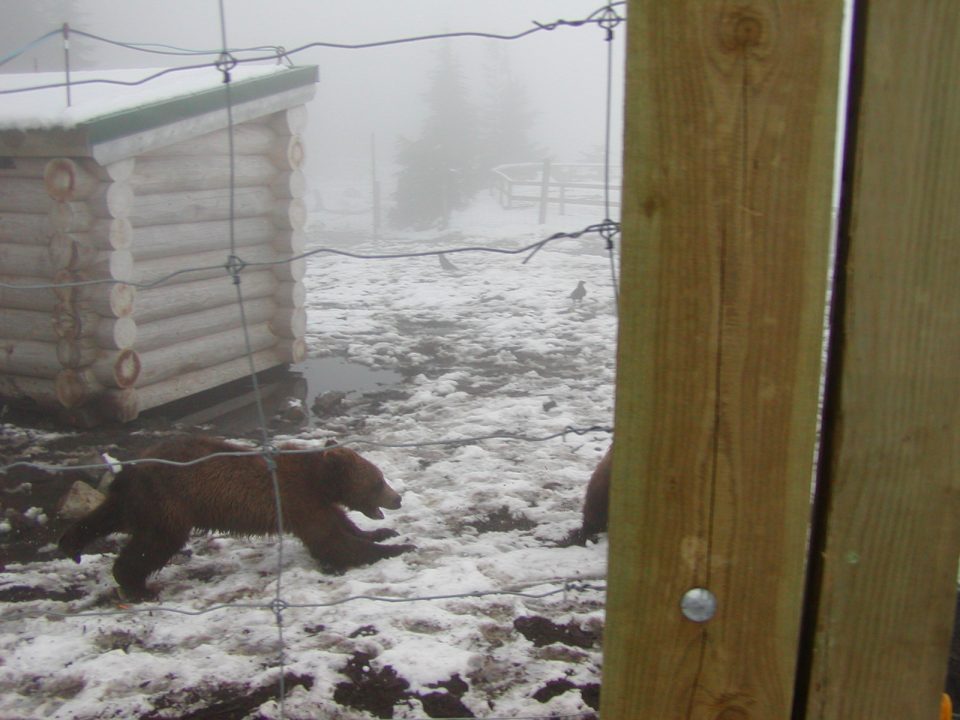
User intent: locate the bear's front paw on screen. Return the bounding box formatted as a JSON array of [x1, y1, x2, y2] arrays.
[[116, 585, 158, 603], [60, 546, 83, 562], [366, 528, 400, 542], [556, 529, 588, 548], [383, 543, 416, 558]]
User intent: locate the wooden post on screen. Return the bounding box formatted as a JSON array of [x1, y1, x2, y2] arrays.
[[538, 157, 552, 224], [371, 133, 381, 238], [602, 2, 843, 718], [802, 3, 960, 717]]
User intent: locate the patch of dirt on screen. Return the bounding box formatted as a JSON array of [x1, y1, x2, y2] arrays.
[[463, 505, 536, 534], [0, 584, 85, 603], [419, 674, 474, 719], [333, 652, 476, 719], [532, 677, 600, 713], [140, 672, 313, 720], [533, 677, 575, 702], [514, 615, 600, 649], [580, 682, 601, 710], [348, 624, 379, 638], [94, 629, 146, 653], [333, 652, 410, 719]]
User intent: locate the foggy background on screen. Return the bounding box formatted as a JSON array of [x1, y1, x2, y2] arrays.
[[1, 0, 625, 227]]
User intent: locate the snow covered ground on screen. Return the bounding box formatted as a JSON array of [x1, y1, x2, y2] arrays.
[[0, 193, 619, 719]]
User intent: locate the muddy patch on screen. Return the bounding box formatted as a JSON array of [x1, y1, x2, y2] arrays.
[[333, 652, 475, 719], [463, 506, 537, 534], [333, 652, 410, 718], [0, 584, 85, 603], [141, 672, 313, 720], [533, 678, 600, 713], [514, 615, 600, 649]]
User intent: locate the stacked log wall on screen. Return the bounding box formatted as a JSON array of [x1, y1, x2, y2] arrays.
[[1, 158, 59, 415], [0, 106, 309, 424], [127, 108, 307, 418], [0, 155, 137, 417]]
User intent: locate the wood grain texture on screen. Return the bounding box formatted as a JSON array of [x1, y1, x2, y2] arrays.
[[603, 2, 842, 718], [131, 217, 275, 261], [0, 213, 53, 245], [806, 3, 960, 718]]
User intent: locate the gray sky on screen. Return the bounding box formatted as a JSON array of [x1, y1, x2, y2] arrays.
[[2, 1, 625, 188]]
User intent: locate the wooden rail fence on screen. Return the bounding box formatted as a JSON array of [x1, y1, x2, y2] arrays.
[[490, 160, 621, 223]]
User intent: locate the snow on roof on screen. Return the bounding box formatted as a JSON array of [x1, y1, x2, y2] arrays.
[[0, 64, 300, 131], [0, 64, 317, 162]]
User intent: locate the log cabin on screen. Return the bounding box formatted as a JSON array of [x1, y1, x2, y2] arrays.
[[0, 65, 317, 424]]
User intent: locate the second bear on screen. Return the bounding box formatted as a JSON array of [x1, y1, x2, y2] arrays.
[[59, 436, 413, 600], [563, 445, 612, 546]]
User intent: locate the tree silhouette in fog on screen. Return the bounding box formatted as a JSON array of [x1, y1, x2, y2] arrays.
[[477, 45, 544, 172], [391, 43, 480, 230]]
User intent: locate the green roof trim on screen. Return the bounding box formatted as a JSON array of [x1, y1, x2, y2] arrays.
[[81, 65, 318, 146]]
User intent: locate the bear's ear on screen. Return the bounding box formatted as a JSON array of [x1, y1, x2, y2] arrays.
[[317, 447, 356, 470], [310, 447, 355, 497]]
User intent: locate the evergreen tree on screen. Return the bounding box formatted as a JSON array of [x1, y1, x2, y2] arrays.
[[390, 43, 481, 230], [477, 46, 544, 173]]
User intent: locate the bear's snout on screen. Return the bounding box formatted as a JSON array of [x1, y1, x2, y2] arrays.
[[355, 482, 402, 520], [378, 484, 402, 511]]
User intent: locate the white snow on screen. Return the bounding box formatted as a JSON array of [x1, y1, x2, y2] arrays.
[[22, 507, 48, 525], [0, 65, 290, 130], [0, 196, 617, 719]]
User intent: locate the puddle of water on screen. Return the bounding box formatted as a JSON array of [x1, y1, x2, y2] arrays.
[[140, 358, 402, 435], [291, 357, 402, 406]]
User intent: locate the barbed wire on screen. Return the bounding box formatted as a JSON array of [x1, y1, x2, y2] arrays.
[[1, 576, 606, 622], [0, 2, 625, 94], [0, 28, 61, 67], [0, 222, 620, 293], [0, 424, 613, 476], [65, 32, 294, 60], [0, 5, 622, 719]]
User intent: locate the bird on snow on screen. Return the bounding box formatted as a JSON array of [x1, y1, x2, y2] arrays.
[[438, 253, 460, 273], [569, 280, 587, 303]]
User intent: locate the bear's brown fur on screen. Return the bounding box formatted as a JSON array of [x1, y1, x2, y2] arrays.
[[563, 446, 612, 546], [59, 436, 413, 599]]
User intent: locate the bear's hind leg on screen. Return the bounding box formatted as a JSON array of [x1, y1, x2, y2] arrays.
[[112, 525, 189, 601], [59, 496, 124, 563]]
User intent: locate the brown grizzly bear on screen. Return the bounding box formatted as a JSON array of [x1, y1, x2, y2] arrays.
[[59, 436, 413, 600], [563, 445, 612, 546]]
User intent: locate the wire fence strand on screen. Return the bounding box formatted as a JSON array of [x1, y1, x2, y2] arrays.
[[0, 223, 620, 293], [2, 577, 607, 622], [0, 2, 625, 96], [0, 424, 614, 476]]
